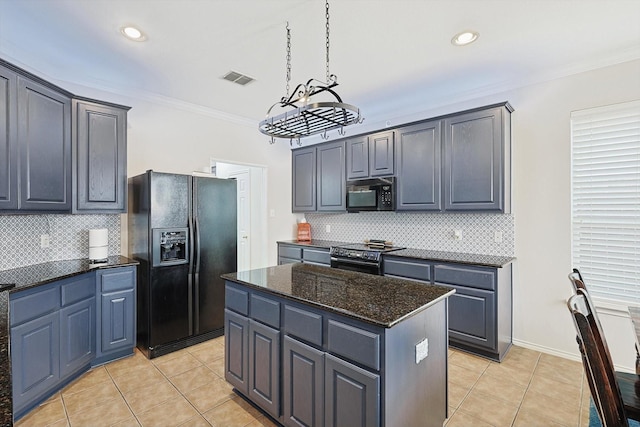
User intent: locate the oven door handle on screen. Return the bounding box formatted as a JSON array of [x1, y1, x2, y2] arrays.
[[330, 257, 379, 267]]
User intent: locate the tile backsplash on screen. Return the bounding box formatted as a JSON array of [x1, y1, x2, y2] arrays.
[[0, 214, 121, 270], [305, 212, 515, 256]]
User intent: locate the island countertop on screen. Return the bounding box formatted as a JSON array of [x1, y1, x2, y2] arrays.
[[222, 262, 454, 328]]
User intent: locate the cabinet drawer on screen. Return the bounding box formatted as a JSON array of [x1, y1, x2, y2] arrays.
[[61, 274, 95, 306], [278, 257, 301, 265], [100, 268, 135, 292], [10, 283, 59, 326], [302, 248, 330, 265], [226, 283, 249, 316], [383, 257, 431, 282], [284, 304, 323, 347], [434, 264, 495, 291], [251, 293, 280, 328], [279, 245, 302, 260], [327, 319, 380, 371]]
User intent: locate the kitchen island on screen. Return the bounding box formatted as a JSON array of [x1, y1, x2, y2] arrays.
[[222, 263, 455, 427]]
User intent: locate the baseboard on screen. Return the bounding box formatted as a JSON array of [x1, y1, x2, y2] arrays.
[[512, 338, 635, 373]]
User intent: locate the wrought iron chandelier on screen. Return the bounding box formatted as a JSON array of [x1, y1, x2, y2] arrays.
[[259, 0, 363, 146]]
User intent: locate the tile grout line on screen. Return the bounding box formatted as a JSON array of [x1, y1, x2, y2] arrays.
[[509, 352, 541, 427]]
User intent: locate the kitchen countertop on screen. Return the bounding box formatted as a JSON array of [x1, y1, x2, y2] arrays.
[[222, 262, 454, 328], [277, 240, 515, 268], [0, 256, 139, 293]]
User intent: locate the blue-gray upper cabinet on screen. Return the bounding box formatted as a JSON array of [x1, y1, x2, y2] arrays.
[[73, 99, 129, 213], [346, 131, 395, 180], [0, 64, 17, 210], [17, 75, 72, 212], [95, 266, 136, 364], [317, 140, 346, 211], [443, 104, 512, 212], [292, 141, 346, 213], [396, 120, 442, 211], [292, 147, 316, 212]]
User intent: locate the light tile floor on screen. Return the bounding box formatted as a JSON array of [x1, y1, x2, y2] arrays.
[[15, 338, 591, 427]]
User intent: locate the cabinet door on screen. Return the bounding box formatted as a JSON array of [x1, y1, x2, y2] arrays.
[[225, 309, 249, 394], [292, 147, 317, 212], [443, 107, 503, 211], [11, 311, 60, 414], [346, 136, 369, 180], [248, 320, 280, 418], [17, 76, 71, 211], [446, 285, 496, 351], [283, 336, 324, 427], [325, 353, 380, 427], [396, 120, 441, 211], [60, 297, 95, 378], [368, 130, 394, 177], [100, 289, 135, 354], [317, 140, 346, 211], [74, 100, 127, 212], [0, 64, 17, 210]]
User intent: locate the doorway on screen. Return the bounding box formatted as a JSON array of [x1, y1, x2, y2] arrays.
[[210, 159, 268, 271]]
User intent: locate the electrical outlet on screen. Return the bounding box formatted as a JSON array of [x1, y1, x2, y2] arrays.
[[494, 231, 503, 243], [454, 229, 462, 240], [325, 224, 331, 233], [415, 338, 429, 364], [40, 234, 50, 248]]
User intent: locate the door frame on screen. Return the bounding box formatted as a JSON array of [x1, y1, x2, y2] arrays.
[[209, 158, 268, 269]]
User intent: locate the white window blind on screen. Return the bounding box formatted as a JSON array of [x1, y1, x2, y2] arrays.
[[571, 100, 640, 305]]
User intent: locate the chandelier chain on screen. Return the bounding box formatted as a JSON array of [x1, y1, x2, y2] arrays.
[[286, 22, 291, 97], [325, 0, 330, 84]]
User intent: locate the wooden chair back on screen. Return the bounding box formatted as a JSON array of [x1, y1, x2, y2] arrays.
[[568, 288, 629, 426]]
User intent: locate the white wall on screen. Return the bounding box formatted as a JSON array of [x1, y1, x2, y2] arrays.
[[507, 59, 640, 371]]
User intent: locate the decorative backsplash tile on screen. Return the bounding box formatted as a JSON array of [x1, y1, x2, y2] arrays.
[[305, 212, 515, 256], [0, 214, 121, 271]]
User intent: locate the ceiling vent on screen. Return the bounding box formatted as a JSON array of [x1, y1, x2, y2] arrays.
[[222, 71, 254, 86]]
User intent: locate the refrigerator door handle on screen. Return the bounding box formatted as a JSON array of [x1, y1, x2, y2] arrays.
[[195, 215, 202, 274], [194, 214, 201, 334]]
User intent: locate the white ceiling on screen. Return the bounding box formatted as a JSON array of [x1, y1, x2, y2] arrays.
[[1, 0, 639, 127]]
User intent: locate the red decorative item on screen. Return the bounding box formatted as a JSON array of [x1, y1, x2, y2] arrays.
[[297, 222, 311, 242]]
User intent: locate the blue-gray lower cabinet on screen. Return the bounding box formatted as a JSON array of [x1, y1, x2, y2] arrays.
[[11, 273, 97, 418], [11, 311, 60, 416], [325, 353, 380, 427], [95, 267, 136, 364], [248, 320, 280, 419], [283, 336, 324, 427], [383, 256, 512, 361], [225, 308, 249, 395], [60, 296, 95, 379]]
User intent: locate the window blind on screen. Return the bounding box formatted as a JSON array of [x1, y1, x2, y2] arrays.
[[571, 100, 640, 305]]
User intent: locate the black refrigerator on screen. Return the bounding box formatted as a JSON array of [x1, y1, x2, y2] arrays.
[[128, 170, 237, 358]]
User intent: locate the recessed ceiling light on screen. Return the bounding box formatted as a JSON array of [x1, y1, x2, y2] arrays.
[[121, 26, 146, 42], [451, 31, 479, 46]]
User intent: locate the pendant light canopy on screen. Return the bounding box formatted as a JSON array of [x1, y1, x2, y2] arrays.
[[259, 0, 363, 146]]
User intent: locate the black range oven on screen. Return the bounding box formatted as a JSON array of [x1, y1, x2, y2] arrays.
[[329, 242, 404, 275]]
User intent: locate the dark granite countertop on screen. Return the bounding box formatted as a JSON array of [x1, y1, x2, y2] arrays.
[[277, 240, 514, 268], [277, 239, 351, 249], [387, 248, 515, 268], [222, 263, 454, 328], [0, 256, 139, 293]]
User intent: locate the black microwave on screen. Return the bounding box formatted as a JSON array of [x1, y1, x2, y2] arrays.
[[346, 177, 396, 212]]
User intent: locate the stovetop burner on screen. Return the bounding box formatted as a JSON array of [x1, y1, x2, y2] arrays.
[[335, 243, 404, 253]]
